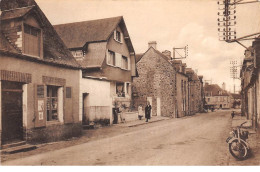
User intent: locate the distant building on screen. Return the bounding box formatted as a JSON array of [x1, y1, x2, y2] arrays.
[[54, 16, 137, 125], [204, 83, 232, 109]]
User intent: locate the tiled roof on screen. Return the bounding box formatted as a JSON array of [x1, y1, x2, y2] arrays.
[[54, 16, 123, 49], [0, 0, 80, 68], [204, 84, 229, 96], [1, 6, 34, 20]]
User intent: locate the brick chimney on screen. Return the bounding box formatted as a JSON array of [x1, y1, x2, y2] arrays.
[[148, 41, 157, 50], [162, 50, 171, 59]]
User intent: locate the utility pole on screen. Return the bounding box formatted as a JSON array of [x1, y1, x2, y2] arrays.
[[172, 45, 188, 59], [217, 0, 260, 51]]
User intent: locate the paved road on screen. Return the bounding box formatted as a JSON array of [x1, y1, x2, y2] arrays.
[[2, 110, 232, 165]]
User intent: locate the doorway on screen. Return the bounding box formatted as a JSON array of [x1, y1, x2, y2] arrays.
[[82, 93, 89, 125], [1, 81, 24, 144]]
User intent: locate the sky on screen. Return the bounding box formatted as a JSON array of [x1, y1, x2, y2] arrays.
[[35, 0, 260, 93]]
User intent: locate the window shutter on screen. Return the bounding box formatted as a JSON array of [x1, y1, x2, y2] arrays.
[[66, 87, 72, 98], [115, 53, 122, 67], [34, 84, 46, 128], [120, 32, 123, 43]]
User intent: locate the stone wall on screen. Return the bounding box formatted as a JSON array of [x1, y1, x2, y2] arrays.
[[132, 47, 176, 117]]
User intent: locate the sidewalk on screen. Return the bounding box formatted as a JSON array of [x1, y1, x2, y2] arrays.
[[229, 115, 260, 165], [117, 115, 171, 127]]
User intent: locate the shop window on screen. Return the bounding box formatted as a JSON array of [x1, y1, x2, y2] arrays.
[[47, 86, 59, 121], [116, 82, 125, 97]]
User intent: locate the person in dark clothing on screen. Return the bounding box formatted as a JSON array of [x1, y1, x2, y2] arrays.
[[145, 101, 152, 122], [231, 111, 235, 119]]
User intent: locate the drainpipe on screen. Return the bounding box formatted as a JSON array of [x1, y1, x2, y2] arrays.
[[254, 82, 258, 130]]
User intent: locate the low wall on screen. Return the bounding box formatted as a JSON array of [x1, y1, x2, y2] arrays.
[[26, 123, 82, 144]]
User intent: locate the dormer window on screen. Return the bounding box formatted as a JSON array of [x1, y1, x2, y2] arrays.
[[23, 23, 41, 57], [71, 50, 84, 59]]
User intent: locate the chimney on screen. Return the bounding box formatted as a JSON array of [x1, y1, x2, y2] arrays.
[[222, 82, 226, 90], [205, 82, 209, 86], [162, 50, 171, 59], [148, 41, 157, 50]]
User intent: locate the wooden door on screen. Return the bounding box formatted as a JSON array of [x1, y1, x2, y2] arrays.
[[1, 81, 23, 144]]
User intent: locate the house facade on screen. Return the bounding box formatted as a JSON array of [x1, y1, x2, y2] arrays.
[[204, 83, 231, 109], [54, 17, 137, 125], [241, 38, 260, 130], [172, 61, 189, 117], [0, 0, 82, 147], [186, 68, 204, 115], [132, 42, 177, 117]]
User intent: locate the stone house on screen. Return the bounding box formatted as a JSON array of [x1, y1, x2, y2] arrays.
[[171, 60, 189, 117], [0, 0, 82, 148], [54, 16, 137, 125], [186, 68, 204, 115], [240, 38, 260, 130], [204, 83, 231, 109], [132, 42, 176, 117]]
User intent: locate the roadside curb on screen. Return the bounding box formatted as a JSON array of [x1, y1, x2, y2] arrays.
[[127, 118, 169, 127]]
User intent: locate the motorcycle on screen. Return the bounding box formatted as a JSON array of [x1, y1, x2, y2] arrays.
[[226, 121, 250, 160]]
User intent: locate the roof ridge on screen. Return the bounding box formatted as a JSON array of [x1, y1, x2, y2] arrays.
[[54, 16, 123, 27], [1, 5, 35, 12]]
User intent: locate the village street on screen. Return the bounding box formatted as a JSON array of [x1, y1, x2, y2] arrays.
[[2, 110, 235, 166]]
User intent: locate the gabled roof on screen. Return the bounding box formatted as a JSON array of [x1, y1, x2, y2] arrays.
[[54, 16, 123, 49], [1, 6, 34, 20], [204, 84, 229, 96], [137, 46, 176, 68], [54, 16, 136, 68], [0, 0, 80, 68]]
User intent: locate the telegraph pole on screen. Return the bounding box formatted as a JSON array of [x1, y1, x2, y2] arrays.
[[172, 45, 188, 59], [217, 0, 260, 51]]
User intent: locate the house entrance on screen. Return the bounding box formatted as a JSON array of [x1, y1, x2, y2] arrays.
[[82, 93, 89, 125], [1, 81, 23, 144]]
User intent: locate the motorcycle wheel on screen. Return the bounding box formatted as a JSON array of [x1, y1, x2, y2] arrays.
[[229, 140, 248, 160]]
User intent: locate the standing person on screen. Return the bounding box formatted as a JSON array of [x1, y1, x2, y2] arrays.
[[138, 104, 143, 120], [145, 101, 152, 122]]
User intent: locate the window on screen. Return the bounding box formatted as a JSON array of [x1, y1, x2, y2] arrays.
[[23, 24, 41, 57], [47, 86, 59, 121], [208, 98, 210, 102], [108, 50, 116, 66], [115, 30, 121, 42], [126, 83, 130, 95], [71, 50, 84, 58], [116, 82, 125, 97], [122, 56, 128, 70]]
